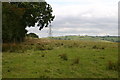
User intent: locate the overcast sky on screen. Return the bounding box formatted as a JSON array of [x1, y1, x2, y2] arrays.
[[26, 0, 119, 38]]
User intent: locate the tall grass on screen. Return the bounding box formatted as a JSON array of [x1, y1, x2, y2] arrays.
[[3, 38, 117, 53]]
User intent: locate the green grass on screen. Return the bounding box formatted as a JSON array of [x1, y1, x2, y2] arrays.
[[2, 38, 118, 78]]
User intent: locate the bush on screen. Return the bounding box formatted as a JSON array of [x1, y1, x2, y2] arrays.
[[26, 33, 39, 38]]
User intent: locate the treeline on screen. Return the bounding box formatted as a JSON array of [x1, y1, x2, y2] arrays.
[[50, 36, 119, 42], [2, 2, 54, 43]]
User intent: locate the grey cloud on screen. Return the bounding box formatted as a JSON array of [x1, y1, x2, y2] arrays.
[[52, 15, 117, 34], [26, 14, 118, 37]]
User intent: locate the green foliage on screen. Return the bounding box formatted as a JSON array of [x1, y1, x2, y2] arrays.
[[2, 2, 55, 43], [26, 33, 39, 38], [2, 3, 26, 42]]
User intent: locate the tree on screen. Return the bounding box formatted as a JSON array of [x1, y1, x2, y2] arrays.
[[26, 33, 39, 38], [2, 2, 55, 43]]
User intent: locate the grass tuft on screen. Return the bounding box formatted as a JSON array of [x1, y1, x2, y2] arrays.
[[92, 45, 98, 49], [58, 53, 68, 61], [107, 61, 118, 71], [72, 57, 80, 65], [41, 54, 45, 57]]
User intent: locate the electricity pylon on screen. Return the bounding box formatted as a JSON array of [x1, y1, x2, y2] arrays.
[[48, 23, 52, 37]]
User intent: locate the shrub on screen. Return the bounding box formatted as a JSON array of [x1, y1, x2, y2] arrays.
[[26, 33, 39, 38], [58, 53, 68, 61]]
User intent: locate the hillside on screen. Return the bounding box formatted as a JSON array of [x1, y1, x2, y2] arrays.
[[49, 36, 119, 42], [2, 38, 118, 78]]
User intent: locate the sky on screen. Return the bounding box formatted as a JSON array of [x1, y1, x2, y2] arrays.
[[26, 0, 119, 38]]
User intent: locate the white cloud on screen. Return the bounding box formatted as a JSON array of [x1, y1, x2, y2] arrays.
[[27, 0, 118, 37]]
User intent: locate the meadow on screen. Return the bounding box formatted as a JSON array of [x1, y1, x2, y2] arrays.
[[2, 38, 118, 78]]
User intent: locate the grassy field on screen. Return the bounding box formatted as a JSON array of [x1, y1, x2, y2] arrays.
[[2, 38, 118, 78]]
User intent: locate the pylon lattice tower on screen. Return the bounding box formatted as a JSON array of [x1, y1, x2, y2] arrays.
[[48, 23, 52, 37]]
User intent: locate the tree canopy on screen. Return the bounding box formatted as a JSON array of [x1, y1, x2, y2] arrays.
[[26, 33, 39, 38], [2, 2, 55, 43]]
